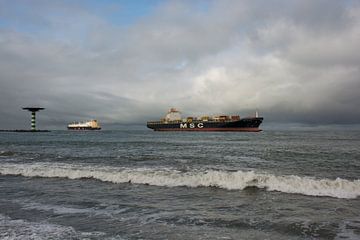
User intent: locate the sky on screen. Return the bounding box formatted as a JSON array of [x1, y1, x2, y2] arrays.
[[0, 0, 359, 129]]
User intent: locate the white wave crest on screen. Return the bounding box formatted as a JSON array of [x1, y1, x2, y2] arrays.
[[0, 163, 359, 199]]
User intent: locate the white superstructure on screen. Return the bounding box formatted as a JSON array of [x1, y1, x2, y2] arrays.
[[165, 108, 182, 122], [67, 120, 101, 130]]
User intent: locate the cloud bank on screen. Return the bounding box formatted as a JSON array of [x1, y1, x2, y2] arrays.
[[0, 0, 359, 128]]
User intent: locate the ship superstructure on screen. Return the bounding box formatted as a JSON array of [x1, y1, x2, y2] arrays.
[[67, 120, 101, 130], [147, 108, 263, 132]]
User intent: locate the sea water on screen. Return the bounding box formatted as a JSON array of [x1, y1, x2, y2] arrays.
[[0, 129, 359, 239]]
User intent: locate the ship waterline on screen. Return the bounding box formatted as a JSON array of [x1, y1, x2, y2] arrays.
[[150, 127, 262, 132]]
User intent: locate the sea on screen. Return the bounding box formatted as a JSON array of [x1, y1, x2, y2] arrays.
[[0, 128, 359, 240]]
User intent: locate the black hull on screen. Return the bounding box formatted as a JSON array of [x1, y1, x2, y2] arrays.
[[147, 118, 263, 132]]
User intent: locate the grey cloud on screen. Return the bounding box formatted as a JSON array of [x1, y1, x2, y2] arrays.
[[0, 0, 359, 129]]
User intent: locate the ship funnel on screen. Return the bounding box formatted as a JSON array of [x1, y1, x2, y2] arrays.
[[255, 110, 259, 118]]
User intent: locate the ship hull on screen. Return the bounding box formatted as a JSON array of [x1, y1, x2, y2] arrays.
[[153, 128, 261, 132], [147, 118, 263, 132]]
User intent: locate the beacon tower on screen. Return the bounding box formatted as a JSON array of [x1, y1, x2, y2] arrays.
[[22, 107, 45, 131]]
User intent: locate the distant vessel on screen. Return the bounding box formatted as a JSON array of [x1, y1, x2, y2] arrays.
[[67, 120, 101, 130], [147, 108, 263, 132]]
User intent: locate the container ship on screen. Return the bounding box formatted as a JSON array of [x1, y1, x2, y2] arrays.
[[67, 120, 101, 130], [147, 108, 263, 132]]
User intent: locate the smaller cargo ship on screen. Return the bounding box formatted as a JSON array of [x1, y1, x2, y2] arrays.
[[147, 108, 263, 132], [67, 120, 101, 130]]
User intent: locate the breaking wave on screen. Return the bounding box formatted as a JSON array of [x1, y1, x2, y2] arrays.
[[0, 163, 359, 199]]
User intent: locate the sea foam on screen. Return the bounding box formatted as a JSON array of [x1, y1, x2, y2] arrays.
[[0, 163, 359, 199], [0, 213, 109, 240], [0, 213, 77, 240]]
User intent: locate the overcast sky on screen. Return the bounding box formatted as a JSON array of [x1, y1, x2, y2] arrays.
[[0, 0, 359, 129]]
